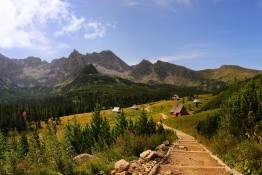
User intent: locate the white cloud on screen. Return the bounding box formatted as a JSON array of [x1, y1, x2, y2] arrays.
[[0, 0, 107, 51], [54, 16, 86, 37], [84, 22, 106, 40], [123, 0, 193, 8]]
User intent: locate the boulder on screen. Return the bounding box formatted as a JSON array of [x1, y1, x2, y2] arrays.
[[140, 150, 152, 159], [156, 150, 165, 157], [156, 144, 168, 151], [163, 140, 170, 146], [114, 159, 130, 172], [130, 162, 139, 169], [73, 153, 94, 164], [146, 151, 158, 160], [110, 170, 117, 175]]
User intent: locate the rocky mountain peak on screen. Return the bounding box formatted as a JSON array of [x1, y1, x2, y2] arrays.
[[69, 49, 82, 59], [139, 59, 153, 65]]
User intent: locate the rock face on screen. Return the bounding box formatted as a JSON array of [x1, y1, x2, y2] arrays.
[[0, 50, 260, 89], [0, 50, 131, 88]]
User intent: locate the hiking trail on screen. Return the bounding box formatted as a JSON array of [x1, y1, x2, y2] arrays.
[[155, 124, 241, 175]]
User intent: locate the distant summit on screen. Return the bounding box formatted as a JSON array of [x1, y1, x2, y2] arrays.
[[0, 50, 260, 88]]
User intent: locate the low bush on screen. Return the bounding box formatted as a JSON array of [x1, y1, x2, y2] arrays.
[[222, 141, 262, 175], [196, 111, 220, 138]]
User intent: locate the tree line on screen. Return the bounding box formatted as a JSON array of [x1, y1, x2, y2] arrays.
[[0, 85, 203, 133]]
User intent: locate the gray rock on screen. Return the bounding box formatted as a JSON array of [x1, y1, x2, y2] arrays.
[[163, 140, 170, 146], [130, 162, 139, 169], [114, 159, 130, 172], [146, 151, 158, 161], [73, 153, 94, 164], [110, 170, 117, 175], [140, 150, 152, 159], [156, 150, 165, 157], [156, 144, 168, 151]]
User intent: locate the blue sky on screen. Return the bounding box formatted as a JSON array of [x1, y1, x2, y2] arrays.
[[0, 0, 262, 70]]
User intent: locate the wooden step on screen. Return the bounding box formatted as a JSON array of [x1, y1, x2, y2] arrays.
[[172, 150, 207, 153], [174, 144, 205, 151], [158, 165, 228, 175], [169, 152, 221, 166]]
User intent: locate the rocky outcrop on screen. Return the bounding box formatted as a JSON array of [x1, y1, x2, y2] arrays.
[[111, 140, 172, 175], [0, 50, 260, 89], [73, 153, 94, 164]]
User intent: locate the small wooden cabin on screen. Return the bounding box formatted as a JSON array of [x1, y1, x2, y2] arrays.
[[112, 107, 121, 113], [193, 99, 201, 108], [170, 104, 189, 117], [172, 94, 180, 100], [130, 104, 139, 110]]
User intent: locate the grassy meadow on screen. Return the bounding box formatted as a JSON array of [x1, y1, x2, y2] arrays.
[[59, 93, 215, 127]]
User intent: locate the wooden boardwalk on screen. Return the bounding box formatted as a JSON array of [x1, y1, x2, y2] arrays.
[[157, 126, 233, 175]]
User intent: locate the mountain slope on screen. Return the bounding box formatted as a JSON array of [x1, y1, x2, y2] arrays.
[[199, 65, 261, 83], [0, 51, 261, 89], [130, 60, 202, 86], [198, 74, 262, 111], [60, 65, 205, 99]]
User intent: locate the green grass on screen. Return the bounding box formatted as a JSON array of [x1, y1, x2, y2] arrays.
[[163, 109, 220, 136], [59, 94, 216, 128]]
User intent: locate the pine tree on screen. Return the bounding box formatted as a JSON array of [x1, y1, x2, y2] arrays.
[[113, 112, 128, 137], [90, 104, 112, 148], [64, 120, 83, 154], [0, 132, 6, 159], [18, 134, 29, 158]]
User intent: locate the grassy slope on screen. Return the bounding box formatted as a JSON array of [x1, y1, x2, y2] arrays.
[[199, 65, 261, 83], [163, 109, 219, 147], [59, 94, 215, 130]]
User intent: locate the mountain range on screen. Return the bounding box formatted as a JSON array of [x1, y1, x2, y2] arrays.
[[0, 50, 261, 89]]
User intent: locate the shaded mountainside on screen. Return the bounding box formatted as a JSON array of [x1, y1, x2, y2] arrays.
[[130, 60, 202, 86], [60, 64, 205, 98], [0, 50, 261, 90], [0, 64, 205, 104]]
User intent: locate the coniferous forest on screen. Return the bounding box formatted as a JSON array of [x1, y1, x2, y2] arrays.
[[0, 82, 204, 133]]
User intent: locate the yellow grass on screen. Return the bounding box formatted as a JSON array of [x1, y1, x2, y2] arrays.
[[58, 93, 216, 129]]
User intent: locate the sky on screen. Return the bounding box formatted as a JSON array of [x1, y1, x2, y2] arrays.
[[0, 0, 262, 70]]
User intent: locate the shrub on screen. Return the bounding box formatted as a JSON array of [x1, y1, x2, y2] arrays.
[[196, 112, 220, 138], [223, 141, 262, 175]]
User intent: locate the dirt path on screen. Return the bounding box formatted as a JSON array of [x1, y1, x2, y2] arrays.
[[157, 125, 232, 175]]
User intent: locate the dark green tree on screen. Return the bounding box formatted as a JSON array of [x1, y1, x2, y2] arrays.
[[17, 134, 29, 158], [113, 112, 128, 137]]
